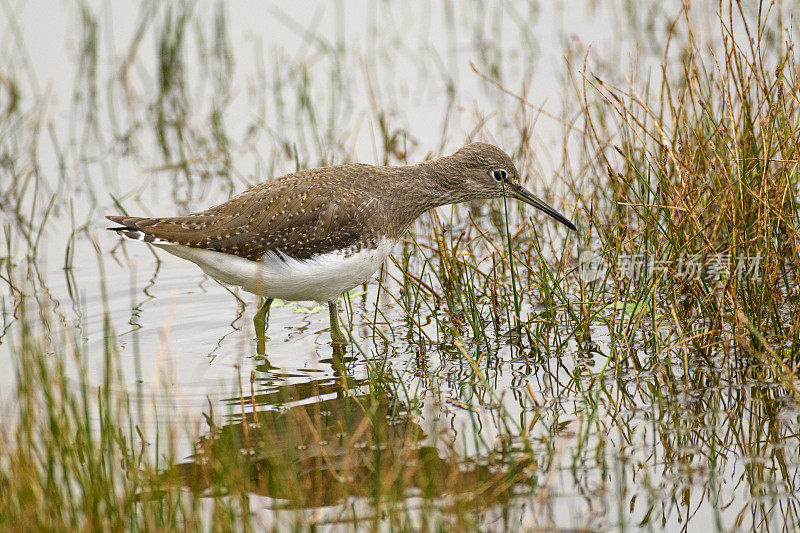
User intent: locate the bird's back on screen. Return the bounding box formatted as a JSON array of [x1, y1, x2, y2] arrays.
[[108, 164, 396, 262]]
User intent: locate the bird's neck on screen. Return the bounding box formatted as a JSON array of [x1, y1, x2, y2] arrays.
[[382, 155, 467, 236]]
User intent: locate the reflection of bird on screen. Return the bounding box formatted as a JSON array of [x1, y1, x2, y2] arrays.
[[169, 390, 531, 509], [108, 143, 575, 345]]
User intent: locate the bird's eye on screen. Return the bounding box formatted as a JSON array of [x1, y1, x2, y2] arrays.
[[492, 169, 507, 182]]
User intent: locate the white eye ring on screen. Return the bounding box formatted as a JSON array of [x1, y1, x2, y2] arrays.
[[492, 169, 507, 182]]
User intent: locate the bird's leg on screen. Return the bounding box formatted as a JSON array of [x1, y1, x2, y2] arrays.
[[328, 300, 348, 345], [254, 298, 274, 355]]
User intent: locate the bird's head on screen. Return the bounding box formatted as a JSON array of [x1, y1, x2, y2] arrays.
[[449, 142, 576, 231]]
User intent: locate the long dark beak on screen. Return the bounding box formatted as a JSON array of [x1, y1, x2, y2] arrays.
[[512, 185, 576, 231]]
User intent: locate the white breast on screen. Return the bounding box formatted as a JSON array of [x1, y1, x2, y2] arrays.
[[153, 238, 395, 303]]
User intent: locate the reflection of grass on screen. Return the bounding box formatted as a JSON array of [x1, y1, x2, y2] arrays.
[[1, 0, 800, 530], [0, 301, 537, 530]]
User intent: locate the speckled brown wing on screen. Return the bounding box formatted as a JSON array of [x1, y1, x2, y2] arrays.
[[107, 166, 390, 261]]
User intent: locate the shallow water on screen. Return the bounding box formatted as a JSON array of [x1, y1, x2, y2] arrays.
[[2, 1, 799, 530]]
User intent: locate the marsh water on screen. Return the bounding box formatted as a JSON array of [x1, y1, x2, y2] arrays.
[[2, 1, 799, 530]]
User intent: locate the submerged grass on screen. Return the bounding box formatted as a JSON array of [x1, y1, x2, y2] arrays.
[[1, 0, 799, 531]]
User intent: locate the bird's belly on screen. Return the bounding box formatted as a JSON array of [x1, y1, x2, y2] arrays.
[[155, 238, 395, 303]]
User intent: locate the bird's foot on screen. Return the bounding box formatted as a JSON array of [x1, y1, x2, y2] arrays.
[[254, 298, 274, 355], [328, 300, 349, 346], [330, 325, 349, 346]]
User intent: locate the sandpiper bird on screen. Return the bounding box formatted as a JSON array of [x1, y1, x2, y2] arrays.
[[107, 143, 575, 345]]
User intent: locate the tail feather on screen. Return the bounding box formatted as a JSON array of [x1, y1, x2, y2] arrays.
[[105, 214, 221, 246], [106, 215, 173, 245], [106, 215, 129, 226]]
